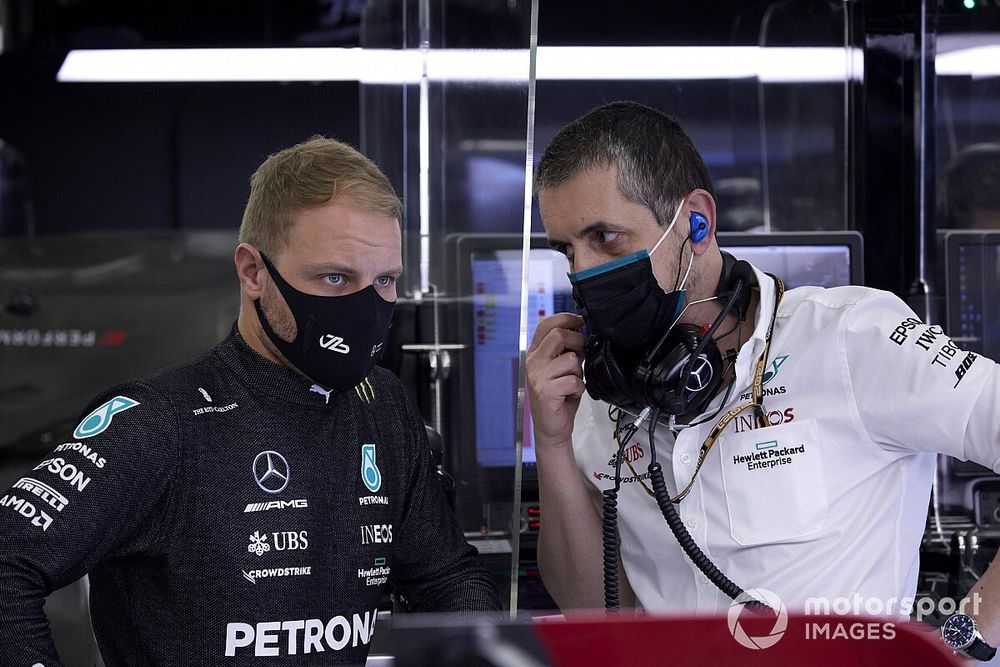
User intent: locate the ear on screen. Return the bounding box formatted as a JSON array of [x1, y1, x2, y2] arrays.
[[234, 243, 266, 299], [686, 189, 717, 256]]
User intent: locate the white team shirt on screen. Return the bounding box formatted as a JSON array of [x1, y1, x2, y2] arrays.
[[572, 264, 1000, 614]]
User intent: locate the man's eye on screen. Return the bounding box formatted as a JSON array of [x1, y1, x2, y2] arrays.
[[597, 230, 621, 244], [324, 274, 344, 285], [375, 276, 396, 287]]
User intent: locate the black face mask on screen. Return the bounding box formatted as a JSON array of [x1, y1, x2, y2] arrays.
[[253, 252, 395, 392], [569, 250, 687, 350]]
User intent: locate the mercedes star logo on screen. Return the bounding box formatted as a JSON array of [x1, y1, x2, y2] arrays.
[[685, 354, 715, 393], [253, 450, 290, 494]]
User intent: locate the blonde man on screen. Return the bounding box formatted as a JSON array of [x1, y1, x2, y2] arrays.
[[0, 137, 499, 666]]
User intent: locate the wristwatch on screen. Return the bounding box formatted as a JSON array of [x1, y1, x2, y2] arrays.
[[941, 613, 997, 661]]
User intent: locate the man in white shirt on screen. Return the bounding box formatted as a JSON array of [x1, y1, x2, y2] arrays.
[[526, 101, 1000, 661]]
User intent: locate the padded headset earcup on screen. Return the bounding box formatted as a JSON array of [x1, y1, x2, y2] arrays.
[[689, 211, 709, 243], [582, 337, 642, 412], [638, 324, 723, 416]]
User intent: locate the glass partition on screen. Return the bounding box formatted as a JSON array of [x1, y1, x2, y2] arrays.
[[925, 0, 1000, 613], [522, 0, 857, 613], [360, 0, 537, 613]]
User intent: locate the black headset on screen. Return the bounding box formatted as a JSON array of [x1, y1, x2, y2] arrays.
[[582, 213, 754, 419]]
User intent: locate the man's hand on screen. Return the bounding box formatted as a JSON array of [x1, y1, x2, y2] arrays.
[[526, 313, 586, 449]]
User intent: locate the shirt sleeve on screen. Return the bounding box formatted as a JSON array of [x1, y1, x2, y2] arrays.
[[843, 290, 1000, 470], [386, 387, 501, 613], [0, 382, 180, 666]]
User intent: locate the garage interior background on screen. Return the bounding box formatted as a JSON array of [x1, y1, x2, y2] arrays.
[[2, 0, 1000, 664]]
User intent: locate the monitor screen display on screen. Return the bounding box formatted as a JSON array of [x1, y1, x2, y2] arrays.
[[721, 244, 852, 288], [717, 231, 863, 289], [470, 248, 572, 467], [945, 231, 1000, 361]]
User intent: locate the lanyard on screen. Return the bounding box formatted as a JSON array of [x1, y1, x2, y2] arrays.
[[621, 274, 785, 503]]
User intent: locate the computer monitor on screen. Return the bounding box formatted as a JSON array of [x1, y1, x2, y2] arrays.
[[944, 230, 1000, 361], [449, 234, 571, 476], [717, 231, 865, 288]]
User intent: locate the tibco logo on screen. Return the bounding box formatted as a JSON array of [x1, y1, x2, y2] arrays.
[[225, 610, 378, 656]]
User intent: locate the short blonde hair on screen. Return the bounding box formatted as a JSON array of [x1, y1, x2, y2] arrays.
[[239, 136, 403, 255]]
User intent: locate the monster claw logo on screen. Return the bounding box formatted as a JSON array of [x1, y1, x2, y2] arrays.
[[355, 378, 376, 404]]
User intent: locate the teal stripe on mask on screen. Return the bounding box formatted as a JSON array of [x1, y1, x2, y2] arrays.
[[568, 250, 648, 283]]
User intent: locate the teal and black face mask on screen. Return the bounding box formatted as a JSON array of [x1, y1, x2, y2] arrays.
[[569, 250, 686, 349], [568, 202, 691, 350]]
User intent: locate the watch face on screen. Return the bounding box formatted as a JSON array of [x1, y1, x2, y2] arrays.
[[942, 614, 977, 650]]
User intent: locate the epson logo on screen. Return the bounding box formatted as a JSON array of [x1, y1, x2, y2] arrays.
[[225, 610, 377, 656], [318, 335, 350, 354], [244, 499, 308, 513], [32, 458, 92, 493], [361, 524, 392, 545]]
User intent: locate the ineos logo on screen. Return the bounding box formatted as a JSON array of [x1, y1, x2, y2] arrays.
[[319, 334, 350, 354], [685, 355, 715, 392]]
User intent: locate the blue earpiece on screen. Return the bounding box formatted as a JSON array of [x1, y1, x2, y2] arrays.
[[689, 211, 709, 243]]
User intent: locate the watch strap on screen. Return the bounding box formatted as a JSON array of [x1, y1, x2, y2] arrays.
[[965, 637, 997, 662]]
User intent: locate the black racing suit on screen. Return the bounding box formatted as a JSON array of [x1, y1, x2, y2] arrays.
[[0, 327, 499, 665]]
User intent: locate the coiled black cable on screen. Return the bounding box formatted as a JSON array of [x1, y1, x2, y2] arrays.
[[600, 489, 621, 611], [601, 410, 636, 611], [646, 410, 769, 611]]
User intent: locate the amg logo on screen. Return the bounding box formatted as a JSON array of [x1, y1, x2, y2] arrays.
[[361, 524, 392, 545], [225, 610, 377, 656], [358, 496, 389, 506], [244, 499, 309, 513]]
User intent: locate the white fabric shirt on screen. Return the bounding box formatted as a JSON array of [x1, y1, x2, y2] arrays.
[[573, 264, 1000, 615]]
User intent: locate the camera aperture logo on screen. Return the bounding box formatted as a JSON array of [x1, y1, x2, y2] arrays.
[[727, 588, 788, 650]]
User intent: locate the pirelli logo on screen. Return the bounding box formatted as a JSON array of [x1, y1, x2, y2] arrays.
[[13, 477, 69, 512]]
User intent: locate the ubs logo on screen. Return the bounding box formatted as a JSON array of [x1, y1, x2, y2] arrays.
[[247, 530, 309, 556]]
